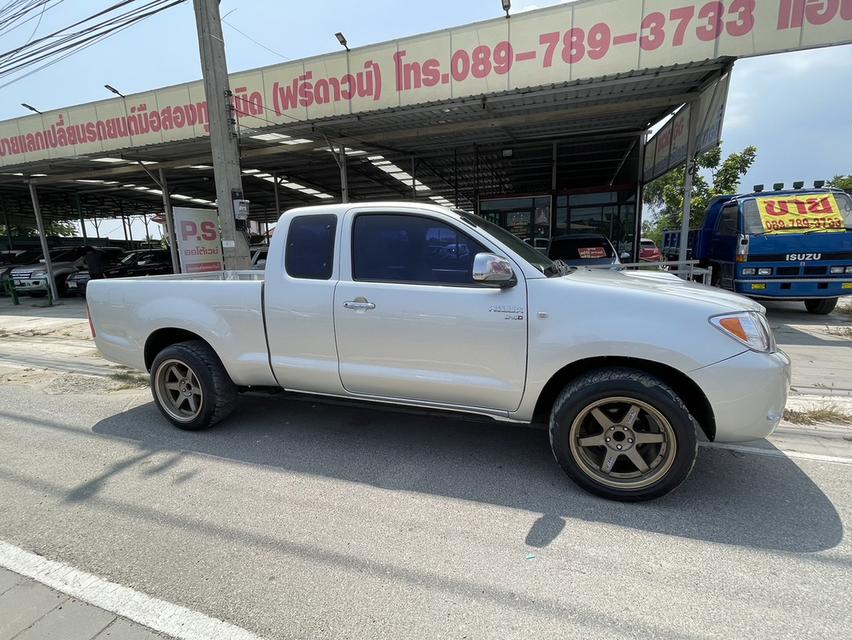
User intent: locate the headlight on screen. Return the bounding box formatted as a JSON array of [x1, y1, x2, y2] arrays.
[[830, 266, 845, 275], [845, 267, 852, 274], [741, 268, 756, 276], [710, 311, 774, 353], [30, 270, 46, 278], [757, 267, 772, 276]]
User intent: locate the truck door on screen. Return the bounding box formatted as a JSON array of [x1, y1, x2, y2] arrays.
[[333, 210, 527, 413], [264, 213, 345, 396], [709, 203, 740, 289]]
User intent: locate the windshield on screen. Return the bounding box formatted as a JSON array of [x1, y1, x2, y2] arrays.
[[549, 236, 615, 262], [741, 191, 852, 235], [456, 210, 559, 276]]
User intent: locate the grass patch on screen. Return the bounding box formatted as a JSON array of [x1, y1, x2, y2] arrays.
[[109, 371, 149, 390], [784, 406, 852, 426]]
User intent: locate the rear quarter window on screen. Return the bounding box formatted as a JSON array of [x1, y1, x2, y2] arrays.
[[285, 214, 337, 280]]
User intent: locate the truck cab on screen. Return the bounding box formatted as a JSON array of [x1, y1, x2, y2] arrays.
[[668, 187, 852, 314]]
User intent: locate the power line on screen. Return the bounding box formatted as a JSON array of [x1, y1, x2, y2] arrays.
[[222, 18, 290, 61], [0, 1, 64, 41], [19, 0, 52, 47], [0, 0, 186, 86]]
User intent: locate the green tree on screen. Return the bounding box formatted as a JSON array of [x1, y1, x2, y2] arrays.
[[826, 175, 852, 191], [1, 221, 77, 239], [643, 144, 757, 245]]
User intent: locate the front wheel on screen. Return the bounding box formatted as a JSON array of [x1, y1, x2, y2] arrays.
[[549, 368, 698, 501], [804, 298, 837, 315], [150, 340, 237, 430]]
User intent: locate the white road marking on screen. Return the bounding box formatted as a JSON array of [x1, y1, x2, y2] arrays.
[[701, 442, 852, 466], [0, 540, 265, 640]]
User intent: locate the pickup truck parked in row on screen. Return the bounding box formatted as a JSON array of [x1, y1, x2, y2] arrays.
[[9, 246, 125, 297], [664, 187, 852, 314], [88, 203, 790, 501]]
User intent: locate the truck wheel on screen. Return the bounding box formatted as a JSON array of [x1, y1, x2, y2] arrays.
[[150, 340, 237, 431], [549, 368, 698, 502], [804, 298, 838, 315]]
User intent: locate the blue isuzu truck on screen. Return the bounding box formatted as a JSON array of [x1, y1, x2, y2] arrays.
[[664, 185, 852, 314]]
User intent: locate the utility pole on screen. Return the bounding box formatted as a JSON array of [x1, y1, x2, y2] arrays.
[[192, 0, 250, 269]]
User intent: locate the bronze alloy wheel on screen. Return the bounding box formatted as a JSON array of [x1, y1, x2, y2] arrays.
[[154, 358, 204, 423], [568, 396, 677, 490]]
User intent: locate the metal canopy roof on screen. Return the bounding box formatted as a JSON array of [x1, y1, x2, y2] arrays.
[[0, 59, 728, 227]]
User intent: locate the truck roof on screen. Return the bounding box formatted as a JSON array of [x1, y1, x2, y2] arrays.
[[730, 187, 848, 201], [279, 201, 459, 218]]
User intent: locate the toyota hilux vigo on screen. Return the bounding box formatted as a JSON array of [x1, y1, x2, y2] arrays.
[[87, 202, 790, 501]]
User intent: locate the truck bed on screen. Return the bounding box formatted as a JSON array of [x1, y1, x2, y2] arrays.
[[86, 271, 276, 387]]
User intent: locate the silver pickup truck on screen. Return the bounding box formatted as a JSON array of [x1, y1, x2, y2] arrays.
[[87, 202, 791, 501]]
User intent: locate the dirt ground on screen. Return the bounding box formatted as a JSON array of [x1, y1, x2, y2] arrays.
[[0, 296, 147, 394]]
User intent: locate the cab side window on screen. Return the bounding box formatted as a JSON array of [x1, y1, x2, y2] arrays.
[[352, 214, 486, 285], [285, 215, 337, 280], [716, 205, 740, 236]]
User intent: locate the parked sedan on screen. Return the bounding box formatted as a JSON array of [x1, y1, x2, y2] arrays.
[[639, 238, 662, 262], [548, 233, 621, 268], [67, 249, 172, 295]]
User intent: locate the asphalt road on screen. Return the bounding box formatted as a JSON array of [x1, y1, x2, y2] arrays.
[[0, 383, 850, 640]]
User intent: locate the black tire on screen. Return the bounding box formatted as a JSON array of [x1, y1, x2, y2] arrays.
[[804, 298, 837, 315], [149, 340, 237, 430], [549, 368, 698, 502]]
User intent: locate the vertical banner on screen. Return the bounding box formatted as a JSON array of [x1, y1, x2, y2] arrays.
[[643, 71, 731, 182], [172, 207, 224, 273], [694, 72, 732, 155]]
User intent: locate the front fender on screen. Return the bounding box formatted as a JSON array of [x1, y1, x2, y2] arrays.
[[513, 276, 749, 421]]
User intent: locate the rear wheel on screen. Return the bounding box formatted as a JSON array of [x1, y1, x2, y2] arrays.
[[804, 298, 837, 315], [150, 340, 237, 430], [549, 368, 698, 501]]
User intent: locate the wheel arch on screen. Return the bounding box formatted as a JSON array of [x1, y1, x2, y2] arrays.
[[533, 356, 716, 441], [144, 327, 211, 371]]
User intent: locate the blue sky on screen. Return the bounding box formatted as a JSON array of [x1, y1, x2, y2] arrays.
[[2, 0, 850, 239]]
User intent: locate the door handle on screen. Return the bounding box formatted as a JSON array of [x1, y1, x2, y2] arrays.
[[343, 298, 376, 311]]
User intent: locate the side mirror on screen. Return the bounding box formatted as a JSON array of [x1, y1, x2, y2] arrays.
[[620, 252, 631, 261], [473, 253, 516, 288]]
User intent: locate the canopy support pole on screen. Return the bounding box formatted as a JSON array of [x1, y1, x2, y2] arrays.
[[678, 99, 700, 272], [28, 182, 58, 302], [634, 133, 646, 261], [338, 144, 349, 203], [159, 169, 181, 273], [76, 194, 87, 243], [453, 148, 459, 208], [1, 200, 12, 250], [272, 171, 281, 222]]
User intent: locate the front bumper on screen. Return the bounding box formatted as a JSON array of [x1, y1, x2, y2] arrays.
[[9, 276, 48, 292], [690, 349, 791, 443], [735, 278, 852, 299]]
